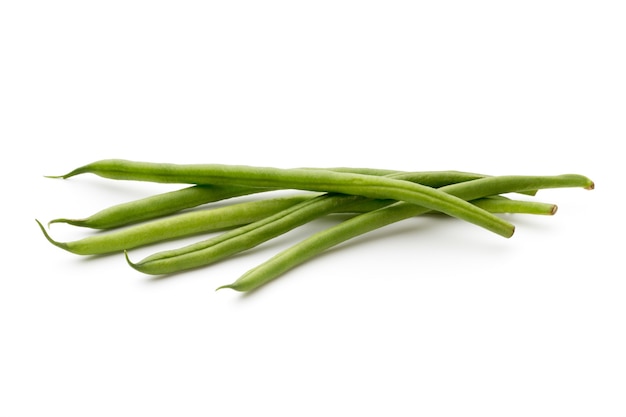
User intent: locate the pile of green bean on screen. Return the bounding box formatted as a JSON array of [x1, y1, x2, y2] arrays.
[[37, 159, 594, 292]]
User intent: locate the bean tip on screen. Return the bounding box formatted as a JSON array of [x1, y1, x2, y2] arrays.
[[47, 218, 65, 227], [44, 166, 86, 180], [123, 250, 136, 268], [36, 219, 69, 251]]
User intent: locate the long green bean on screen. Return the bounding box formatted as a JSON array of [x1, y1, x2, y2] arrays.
[[36, 195, 312, 255], [125, 170, 555, 275], [218, 174, 593, 292], [46, 168, 492, 230], [47, 184, 269, 229], [40, 171, 491, 258], [125, 193, 362, 274], [48, 159, 515, 238], [44, 168, 394, 229], [126, 193, 557, 275], [124, 171, 490, 274]]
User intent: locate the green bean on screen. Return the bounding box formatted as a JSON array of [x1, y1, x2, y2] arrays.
[[48, 163, 402, 182], [48, 184, 271, 229], [125, 193, 362, 274], [125, 171, 555, 275], [470, 196, 557, 215], [36, 195, 312, 255], [218, 174, 593, 292], [125, 171, 488, 274], [45, 167, 478, 229], [126, 193, 557, 275], [48, 159, 515, 238], [41, 170, 488, 259], [351, 196, 557, 216]]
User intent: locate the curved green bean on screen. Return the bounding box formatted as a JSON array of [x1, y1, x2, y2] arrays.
[[126, 194, 557, 276], [125, 193, 362, 274], [125, 171, 558, 275], [40, 171, 488, 259], [46, 168, 484, 230], [218, 174, 593, 292], [48, 159, 515, 238], [36, 195, 312, 255], [125, 171, 488, 274]]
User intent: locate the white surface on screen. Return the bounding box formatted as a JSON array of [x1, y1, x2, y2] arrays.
[[1, 1, 624, 416]]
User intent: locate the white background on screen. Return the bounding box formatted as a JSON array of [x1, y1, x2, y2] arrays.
[[1, 1, 624, 416]]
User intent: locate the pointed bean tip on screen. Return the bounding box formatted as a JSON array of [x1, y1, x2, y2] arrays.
[[49, 217, 90, 228], [44, 166, 85, 180], [45, 174, 69, 180], [124, 250, 137, 268], [215, 283, 243, 291], [123, 251, 154, 275], [36, 219, 69, 250], [48, 218, 66, 227]]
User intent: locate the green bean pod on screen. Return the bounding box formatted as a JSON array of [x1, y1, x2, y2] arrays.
[[126, 194, 558, 276], [126, 193, 363, 274], [470, 196, 557, 215], [37, 195, 313, 255], [124, 171, 488, 274], [46, 168, 488, 230], [40, 171, 487, 258], [353, 196, 557, 216], [48, 184, 269, 229], [125, 172, 558, 276], [49, 159, 516, 238], [219, 174, 593, 292]]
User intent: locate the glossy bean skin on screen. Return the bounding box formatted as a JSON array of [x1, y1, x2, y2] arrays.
[[50, 160, 515, 238], [219, 174, 593, 292], [37, 195, 312, 255]]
